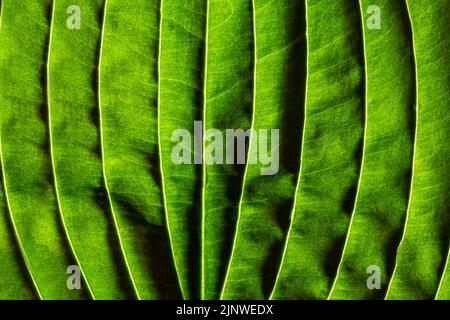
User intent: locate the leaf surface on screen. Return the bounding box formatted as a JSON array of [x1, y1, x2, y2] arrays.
[[221, 0, 306, 299], [0, 0, 447, 301], [270, 0, 365, 300], [49, 0, 135, 299], [328, 0, 415, 299], [158, 0, 210, 299], [0, 0, 86, 299], [202, 0, 255, 300], [0, 169, 35, 299], [386, 0, 450, 300], [99, 0, 182, 299]]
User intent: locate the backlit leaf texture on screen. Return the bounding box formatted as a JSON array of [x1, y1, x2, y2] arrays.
[[0, 0, 448, 300]]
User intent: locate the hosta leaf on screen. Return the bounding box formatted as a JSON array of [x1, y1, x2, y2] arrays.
[[327, 0, 415, 299], [0, 3, 37, 299], [0, 0, 448, 301], [0, 0, 85, 299], [158, 0, 207, 300], [437, 257, 450, 300], [99, 0, 181, 299], [49, 0, 132, 299], [0, 171, 34, 299], [202, 0, 254, 300], [270, 0, 365, 300], [385, 0, 450, 300], [221, 0, 306, 299]]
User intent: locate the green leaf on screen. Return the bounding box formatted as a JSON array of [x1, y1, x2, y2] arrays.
[[0, 168, 35, 299], [49, 0, 133, 300], [202, 0, 255, 300], [0, 0, 86, 299], [99, 0, 181, 299], [437, 255, 450, 300], [221, 0, 306, 299], [0, 0, 448, 300], [327, 0, 415, 300], [159, 0, 206, 300], [385, 0, 450, 300], [269, 0, 365, 300]]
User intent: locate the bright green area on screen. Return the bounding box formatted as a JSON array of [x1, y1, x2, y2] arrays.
[[0, 0, 447, 300]]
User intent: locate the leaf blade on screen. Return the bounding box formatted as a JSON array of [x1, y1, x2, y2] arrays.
[[157, 0, 186, 300], [386, 0, 450, 300], [203, 0, 255, 300], [270, 0, 365, 300], [159, 0, 207, 299], [221, 0, 307, 299], [0, 135, 38, 299], [0, 0, 87, 299], [328, 0, 416, 299], [99, 0, 183, 299]]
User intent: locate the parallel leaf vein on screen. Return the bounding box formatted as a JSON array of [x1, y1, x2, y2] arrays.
[[200, 0, 209, 300]]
